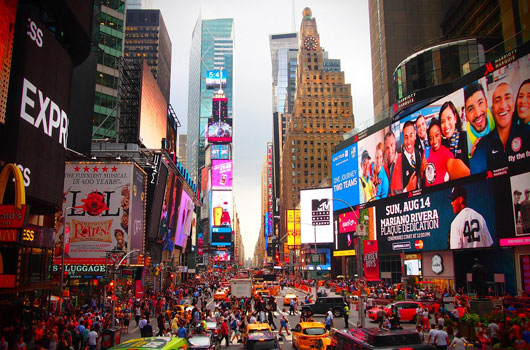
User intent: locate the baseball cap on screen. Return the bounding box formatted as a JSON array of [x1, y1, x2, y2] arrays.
[[514, 190, 522, 195], [448, 186, 466, 200], [361, 150, 371, 163]]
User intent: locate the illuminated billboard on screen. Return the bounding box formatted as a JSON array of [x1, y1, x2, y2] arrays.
[[211, 226, 232, 245], [207, 118, 232, 143], [210, 190, 233, 229], [300, 188, 333, 244], [58, 162, 146, 265], [139, 60, 167, 149], [211, 159, 233, 189], [0, 0, 17, 124], [175, 190, 194, 248], [205, 70, 227, 89], [286, 210, 294, 246], [212, 97, 228, 119], [211, 144, 230, 159], [213, 250, 231, 262]]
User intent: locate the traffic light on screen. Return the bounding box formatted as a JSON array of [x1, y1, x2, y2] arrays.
[[145, 256, 151, 267], [108, 280, 115, 291], [170, 273, 175, 279], [93, 279, 98, 286], [137, 254, 144, 265]]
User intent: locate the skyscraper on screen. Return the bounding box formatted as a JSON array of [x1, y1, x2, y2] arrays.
[[280, 7, 354, 212], [92, 0, 126, 140], [124, 9, 172, 103], [187, 17, 234, 182]]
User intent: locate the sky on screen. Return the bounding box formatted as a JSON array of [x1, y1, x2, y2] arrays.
[[151, 0, 374, 259]]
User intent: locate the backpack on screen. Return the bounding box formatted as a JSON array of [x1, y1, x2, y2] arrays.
[[230, 319, 237, 330]]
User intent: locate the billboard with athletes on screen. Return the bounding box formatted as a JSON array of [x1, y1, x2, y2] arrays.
[[375, 179, 497, 253], [300, 188, 333, 244], [505, 171, 530, 245]]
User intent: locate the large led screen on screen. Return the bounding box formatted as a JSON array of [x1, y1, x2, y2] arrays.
[[211, 159, 233, 189], [175, 190, 194, 248], [139, 60, 167, 149], [213, 250, 230, 262], [205, 70, 227, 89], [0, 0, 17, 124], [211, 144, 230, 160], [333, 48, 530, 212], [207, 118, 232, 143], [211, 226, 232, 246], [210, 191, 233, 230], [300, 188, 333, 244]]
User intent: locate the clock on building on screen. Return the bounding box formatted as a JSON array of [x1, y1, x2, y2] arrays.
[[304, 37, 318, 50]]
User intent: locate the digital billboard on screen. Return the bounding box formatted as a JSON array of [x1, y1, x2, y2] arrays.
[[211, 159, 233, 189], [58, 163, 144, 265], [286, 209, 295, 246], [333, 47, 530, 212], [145, 156, 168, 239], [139, 60, 167, 149], [213, 250, 230, 262], [300, 188, 333, 244], [212, 226, 232, 245], [506, 171, 530, 245], [205, 70, 227, 89], [375, 179, 498, 253], [334, 207, 375, 255], [210, 190, 233, 229], [0, 14, 72, 207], [0, 0, 17, 124], [212, 97, 228, 119], [207, 118, 232, 143], [211, 144, 230, 159], [175, 190, 194, 248], [130, 165, 146, 260]]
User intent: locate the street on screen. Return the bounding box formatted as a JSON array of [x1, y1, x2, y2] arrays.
[[119, 286, 416, 350]]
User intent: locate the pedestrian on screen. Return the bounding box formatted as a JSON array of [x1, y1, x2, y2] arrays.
[[87, 327, 98, 350], [220, 318, 230, 347], [157, 313, 166, 336], [278, 308, 290, 336], [427, 324, 438, 347], [143, 319, 153, 337], [344, 301, 350, 327], [267, 307, 277, 330], [325, 311, 333, 332], [377, 306, 385, 329], [449, 331, 468, 350], [0, 336, 7, 350], [434, 325, 449, 350], [15, 337, 26, 350], [139, 314, 147, 337], [177, 323, 187, 338]]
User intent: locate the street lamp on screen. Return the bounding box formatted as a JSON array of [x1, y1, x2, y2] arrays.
[[59, 206, 75, 313], [331, 198, 365, 328]]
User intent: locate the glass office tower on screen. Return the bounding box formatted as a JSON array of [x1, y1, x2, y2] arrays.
[[187, 17, 234, 182]]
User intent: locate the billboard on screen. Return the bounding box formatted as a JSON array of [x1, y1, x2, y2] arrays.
[[211, 226, 232, 245], [363, 240, 380, 281], [511, 171, 530, 237], [210, 190, 233, 229], [130, 165, 146, 257], [0, 14, 72, 207], [175, 190, 194, 248], [211, 159, 233, 189], [58, 162, 145, 265], [139, 60, 167, 149], [300, 188, 333, 244], [333, 47, 530, 213], [0, 0, 17, 124], [286, 210, 294, 246], [205, 70, 227, 89], [375, 179, 498, 253], [207, 118, 232, 143], [211, 144, 230, 159], [212, 97, 228, 119], [213, 250, 230, 262], [145, 155, 168, 239]]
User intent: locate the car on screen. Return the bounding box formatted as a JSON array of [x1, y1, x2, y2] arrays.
[[187, 334, 219, 350], [107, 337, 188, 350], [292, 321, 330, 350], [214, 290, 228, 301], [367, 301, 425, 323], [301, 297, 347, 317], [329, 327, 435, 350], [284, 293, 298, 306], [243, 323, 273, 345], [245, 332, 280, 350], [175, 304, 194, 316]]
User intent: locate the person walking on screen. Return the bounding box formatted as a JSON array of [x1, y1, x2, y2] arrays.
[[344, 301, 350, 327], [278, 309, 290, 337], [87, 328, 98, 350], [220, 318, 230, 347], [267, 307, 277, 330], [434, 325, 449, 350]]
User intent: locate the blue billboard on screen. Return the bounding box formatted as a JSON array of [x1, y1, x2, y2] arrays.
[[332, 143, 359, 210], [206, 70, 227, 89]]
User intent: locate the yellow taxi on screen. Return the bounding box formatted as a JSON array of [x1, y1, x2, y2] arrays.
[[214, 289, 228, 301], [243, 323, 273, 340], [174, 304, 193, 316], [292, 322, 330, 350], [284, 293, 298, 306]]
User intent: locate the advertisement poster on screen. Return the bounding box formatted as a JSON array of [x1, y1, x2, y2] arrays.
[[286, 209, 295, 246], [129, 165, 146, 261], [332, 143, 359, 210], [0, 0, 17, 124], [213, 250, 230, 262], [363, 240, 380, 281], [207, 118, 232, 143], [211, 226, 231, 245], [300, 188, 334, 244], [211, 160, 233, 189], [210, 190, 233, 230], [57, 162, 143, 265], [338, 210, 358, 233], [175, 190, 194, 248], [376, 180, 497, 253], [210, 145, 230, 160], [511, 171, 530, 237], [294, 209, 301, 246]]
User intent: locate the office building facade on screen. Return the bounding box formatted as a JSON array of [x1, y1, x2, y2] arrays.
[[187, 18, 234, 182]]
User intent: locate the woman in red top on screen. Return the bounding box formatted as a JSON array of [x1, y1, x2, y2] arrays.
[[421, 118, 469, 186]]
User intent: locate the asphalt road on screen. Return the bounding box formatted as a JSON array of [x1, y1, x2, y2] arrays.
[[120, 286, 417, 350]]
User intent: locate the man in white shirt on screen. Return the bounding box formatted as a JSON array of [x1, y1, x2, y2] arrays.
[[401, 120, 422, 191], [427, 324, 438, 346], [88, 328, 98, 350], [434, 325, 449, 350]]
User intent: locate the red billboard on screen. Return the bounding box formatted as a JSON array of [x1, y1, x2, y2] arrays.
[[363, 240, 380, 281]]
